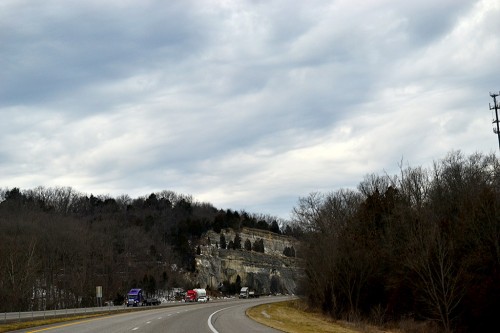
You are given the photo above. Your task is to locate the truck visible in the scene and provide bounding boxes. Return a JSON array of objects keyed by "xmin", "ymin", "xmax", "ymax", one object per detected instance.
[
  {"xmin": 126, "ymin": 288, "xmax": 145, "ymax": 307},
  {"xmin": 185, "ymin": 289, "xmax": 197, "ymax": 302},
  {"xmin": 194, "ymin": 288, "xmax": 208, "ymax": 302},
  {"xmin": 239, "ymin": 287, "xmax": 258, "ymax": 299},
  {"xmin": 239, "ymin": 287, "xmax": 249, "ymax": 298},
  {"xmin": 185, "ymin": 288, "xmax": 208, "ymax": 302}
]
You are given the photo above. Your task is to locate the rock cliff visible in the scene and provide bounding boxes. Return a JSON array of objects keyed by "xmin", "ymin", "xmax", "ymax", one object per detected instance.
[{"xmin": 192, "ymin": 227, "xmax": 302, "ymax": 295}]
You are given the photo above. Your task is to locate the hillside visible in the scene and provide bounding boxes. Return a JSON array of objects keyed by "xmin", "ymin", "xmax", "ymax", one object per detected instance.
[{"xmin": 0, "ymin": 187, "xmax": 302, "ymax": 312}]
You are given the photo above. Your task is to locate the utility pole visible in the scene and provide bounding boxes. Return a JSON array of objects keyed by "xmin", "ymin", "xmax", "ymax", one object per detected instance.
[{"xmin": 490, "ymin": 92, "xmax": 500, "ymax": 151}]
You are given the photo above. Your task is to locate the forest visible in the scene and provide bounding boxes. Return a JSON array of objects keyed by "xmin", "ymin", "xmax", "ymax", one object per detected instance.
[
  {"xmin": 293, "ymin": 151, "xmax": 500, "ymax": 332},
  {"xmin": 1, "ymin": 150, "xmax": 499, "ymax": 333},
  {"xmin": 0, "ymin": 186, "xmax": 288, "ymax": 313}
]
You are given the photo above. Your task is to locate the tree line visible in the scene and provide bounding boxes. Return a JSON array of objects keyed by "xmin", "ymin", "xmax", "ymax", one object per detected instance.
[
  {"xmin": 292, "ymin": 151, "xmax": 500, "ymax": 332},
  {"xmin": 0, "ymin": 188, "xmax": 289, "ymax": 312},
  {"xmin": 216, "ymin": 233, "xmax": 268, "ymax": 253}
]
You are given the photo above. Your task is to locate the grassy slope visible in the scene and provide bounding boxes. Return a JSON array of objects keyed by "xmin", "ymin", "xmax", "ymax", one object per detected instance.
[{"xmin": 247, "ymin": 300, "xmax": 394, "ymax": 333}]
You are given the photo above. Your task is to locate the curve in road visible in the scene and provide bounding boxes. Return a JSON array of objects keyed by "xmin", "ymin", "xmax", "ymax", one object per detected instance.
[{"xmin": 13, "ymin": 296, "xmax": 291, "ymax": 333}]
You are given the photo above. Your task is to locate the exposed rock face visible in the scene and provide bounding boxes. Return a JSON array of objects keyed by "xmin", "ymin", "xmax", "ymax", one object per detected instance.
[{"xmin": 193, "ymin": 228, "xmax": 302, "ymax": 295}]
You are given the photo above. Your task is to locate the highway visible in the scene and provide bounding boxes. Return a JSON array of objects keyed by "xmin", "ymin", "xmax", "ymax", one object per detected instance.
[{"xmin": 11, "ymin": 296, "xmax": 291, "ymax": 333}]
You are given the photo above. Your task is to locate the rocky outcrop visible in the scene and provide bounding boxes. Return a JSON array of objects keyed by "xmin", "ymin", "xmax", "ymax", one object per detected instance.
[{"xmin": 192, "ymin": 228, "xmax": 302, "ymax": 295}]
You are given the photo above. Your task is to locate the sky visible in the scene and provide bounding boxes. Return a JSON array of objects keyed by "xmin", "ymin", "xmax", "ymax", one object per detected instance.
[{"xmin": 1, "ymin": 0, "xmax": 499, "ymax": 219}]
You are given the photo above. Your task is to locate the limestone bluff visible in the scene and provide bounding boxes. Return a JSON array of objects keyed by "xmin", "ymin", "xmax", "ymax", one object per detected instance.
[{"xmin": 190, "ymin": 227, "xmax": 302, "ymax": 295}]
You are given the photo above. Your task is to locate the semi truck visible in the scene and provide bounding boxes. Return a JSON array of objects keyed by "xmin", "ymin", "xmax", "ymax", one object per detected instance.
[
  {"xmin": 185, "ymin": 288, "xmax": 208, "ymax": 302},
  {"xmin": 239, "ymin": 287, "xmax": 249, "ymax": 298},
  {"xmin": 127, "ymin": 288, "xmax": 145, "ymax": 307},
  {"xmin": 239, "ymin": 287, "xmax": 257, "ymax": 298},
  {"xmin": 195, "ymin": 288, "xmax": 208, "ymax": 302},
  {"xmin": 185, "ymin": 290, "xmax": 197, "ymax": 302}
]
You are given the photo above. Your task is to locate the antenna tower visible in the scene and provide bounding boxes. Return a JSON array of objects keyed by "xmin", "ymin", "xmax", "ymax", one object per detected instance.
[{"xmin": 490, "ymin": 92, "xmax": 500, "ymax": 151}]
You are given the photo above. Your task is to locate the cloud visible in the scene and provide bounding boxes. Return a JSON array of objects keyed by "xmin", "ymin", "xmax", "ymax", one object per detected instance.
[{"xmin": 1, "ymin": 0, "xmax": 499, "ymax": 218}]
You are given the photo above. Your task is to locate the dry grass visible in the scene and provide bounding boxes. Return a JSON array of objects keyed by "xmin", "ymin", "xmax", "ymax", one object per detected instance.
[
  {"xmin": 247, "ymin": 300, "xmax": 396, "ymax": 333},
  {"xmin": 0, "ymin": 313, "xmax": 110, "ymax": 332}
]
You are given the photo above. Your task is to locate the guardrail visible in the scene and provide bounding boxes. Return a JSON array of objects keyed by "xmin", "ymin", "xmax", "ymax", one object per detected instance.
[
  {"xmin": 2, "ymin": 304, "xmax": 132, "ymax": 324},
  {"xmin": 1, "ymin": 296, "xmax": 259, "ymax": 324}
]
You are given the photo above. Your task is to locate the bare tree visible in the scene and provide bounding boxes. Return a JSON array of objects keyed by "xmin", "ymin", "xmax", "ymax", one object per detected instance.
[
  {"xmin": 4, "ymin": 236, "xmax": 38, "ymax": 311},
  {"xmin": 403, "ymin": 211, "xmax": 465, "ymax": 332}
]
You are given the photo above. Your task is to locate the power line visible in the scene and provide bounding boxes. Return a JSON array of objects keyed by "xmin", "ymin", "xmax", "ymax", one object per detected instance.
[{"xmin": 489, "ymin": 92, "xmax": 500, "ymax": 151}]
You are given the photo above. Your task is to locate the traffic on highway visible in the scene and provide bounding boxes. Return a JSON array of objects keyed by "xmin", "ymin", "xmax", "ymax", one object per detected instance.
[{"xmin": 9, "ymin": 295, "xmax": 292, "ymax": 333}]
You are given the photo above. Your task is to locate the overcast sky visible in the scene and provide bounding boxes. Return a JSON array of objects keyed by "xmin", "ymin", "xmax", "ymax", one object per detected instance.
[{"xmin": 1, "ymin": 0, "xmax": 499, "ymax": 219}]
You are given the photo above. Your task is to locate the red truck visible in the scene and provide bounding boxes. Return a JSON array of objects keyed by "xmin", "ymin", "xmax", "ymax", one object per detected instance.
[
  {"xmin": 185, "ymin": 289, "xmax": 207, "ymax": 302},
  {"xmin": 185, "ymin": 290, "xmax": 197, "ymax": 302}
]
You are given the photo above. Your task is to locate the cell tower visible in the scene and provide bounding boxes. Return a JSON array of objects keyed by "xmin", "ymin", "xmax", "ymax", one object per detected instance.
[{"xmin": 490, "ymin": 92, "xmax": 500, "ymax": 151}]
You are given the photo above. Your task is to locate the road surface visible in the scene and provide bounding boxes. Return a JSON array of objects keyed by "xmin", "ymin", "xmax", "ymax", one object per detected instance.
[{"xmin": 12, "ymin": 296, "xmax": 291, "ymax": 333}]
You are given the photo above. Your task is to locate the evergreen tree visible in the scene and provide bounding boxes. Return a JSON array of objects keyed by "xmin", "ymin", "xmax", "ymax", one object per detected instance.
[
  {"xmin": 270, "ymin": 220, "xmax": 281, "ymax": 234},
  {"xmin": 236, "ymin": 275, "xmax": 242, "ymax": 292},
  {"xmin": 233, "ymin": 233, "xmax": 242, "ymax": 249},
  {"xmin": 244, "ymin": 238, "xmax": 252, "ymax": 251},
  {"xmin": 220, "ymin": 234, "xmax": 226, "ymax": 249},
  {"xmin": 253, "ymin": 238, "xmax": 265, "ymax": 253}
]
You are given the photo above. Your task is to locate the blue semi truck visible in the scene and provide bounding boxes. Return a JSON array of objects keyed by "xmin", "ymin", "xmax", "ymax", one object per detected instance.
[
  {"xmin": 127, "ymin": 288, "xmax": 144, "ymax": 307},
  {"xmin": 126, "ymin": 288, "xmax": 160, "ymax": 306}
]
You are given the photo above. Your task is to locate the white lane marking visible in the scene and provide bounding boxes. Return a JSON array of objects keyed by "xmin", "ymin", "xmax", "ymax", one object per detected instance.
[
  {"xmin": 146, "ymin": 321, "xmax": 151, "ymax": 324},
  {"xmin": 158, "ymin": 317, "xmax": 163, "ymax": 319},
  {"xmin": 132, "ymin": 328, "xmax": 139, "ymax": 331},
  {"xmin": 208, "ymin": 306, "xmax": 232, "ymax": 333}
]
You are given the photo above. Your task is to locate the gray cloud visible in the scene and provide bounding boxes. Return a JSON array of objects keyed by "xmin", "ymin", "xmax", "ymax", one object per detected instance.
[{"xmin": 1, "ymin": 0, "xmax": 499, "ymax": 218}]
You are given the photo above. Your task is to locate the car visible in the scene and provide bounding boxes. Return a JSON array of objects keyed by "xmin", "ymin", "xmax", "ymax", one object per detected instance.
[{"xmin": 197, "ymin": 296, "xmax": 207, "ymax": 303}]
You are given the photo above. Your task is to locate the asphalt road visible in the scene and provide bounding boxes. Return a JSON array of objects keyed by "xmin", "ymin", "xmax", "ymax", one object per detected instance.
[{"xmin": 12, "ymin": 296, "xmax": 291, "ymax": 333}]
